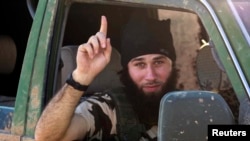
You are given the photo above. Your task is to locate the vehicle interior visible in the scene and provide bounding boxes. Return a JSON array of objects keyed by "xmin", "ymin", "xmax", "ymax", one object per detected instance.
[
  {"xmin": 0, "ymin": 0, "xmax": 241, "ymax": 138},
  {"xmin": 56, "ymin": 2, "xmax": 240, "ymax": 139},
  {"xmin": 58, "ymin": 1, "xmax": 240, "ymax": 118}
]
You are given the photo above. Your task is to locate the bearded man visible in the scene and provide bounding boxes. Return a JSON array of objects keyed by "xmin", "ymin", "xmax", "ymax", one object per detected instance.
[{"xmin": 35, "ymin": 15, "xmax": 177, "ymax": 141}]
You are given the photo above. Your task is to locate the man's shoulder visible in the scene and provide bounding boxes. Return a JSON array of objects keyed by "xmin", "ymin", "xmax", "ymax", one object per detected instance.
[
  {"xmin": 104, "ymin": 87, "xmax": 130, "ymax": 104},
  {"xmin": 79, "ymin": 87, "xmax": 127, "ymax": 107},
  {"xmin": 80, "ymin": 91, "xmax": 112, "ymax": 102},
  {"xmin": 82, "ymin": 87, "xmax": 126, "ymax": 98},
  {"xmin": 104, "ymin": 86, "xmax": 127, "ymax": 94}
]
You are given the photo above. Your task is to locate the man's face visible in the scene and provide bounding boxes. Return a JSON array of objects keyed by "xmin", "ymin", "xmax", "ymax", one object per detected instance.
[{"xmin": 128, "ymin": 54, "xmax": 172, "ymax": 97}]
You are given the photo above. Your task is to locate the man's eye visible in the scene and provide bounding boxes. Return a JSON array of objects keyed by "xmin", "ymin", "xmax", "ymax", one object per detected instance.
[
  {"xmin": 135, "ymin": 63, "xmax": 145, "ymax": 68},
  {"xmin": 155, "ymin": 61, "xmax": 163, "ymax": 65}
]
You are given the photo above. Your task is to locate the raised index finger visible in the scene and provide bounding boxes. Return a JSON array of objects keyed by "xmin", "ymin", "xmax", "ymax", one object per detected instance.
[{"xmin": 99, "ymin": 15, "xmax": 108, "ymax": 36}]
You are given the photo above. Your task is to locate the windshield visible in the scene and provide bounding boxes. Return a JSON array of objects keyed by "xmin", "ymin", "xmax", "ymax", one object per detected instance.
[{"xmin": 228, "ymin": 0, "xmax": 250, "ymax": 45}]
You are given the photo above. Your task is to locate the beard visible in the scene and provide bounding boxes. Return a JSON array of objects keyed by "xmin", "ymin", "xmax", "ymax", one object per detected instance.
[
  {"xmin": 126, "ymin": 80, "xmax": 168, "ymax": 127},
  {"xmin": 135, "ymin": 80, "xmax": 168, "ymax": 106},
  {"xmin": 119, "ymin": 68, "xmax": 177, "ymax": 128}
]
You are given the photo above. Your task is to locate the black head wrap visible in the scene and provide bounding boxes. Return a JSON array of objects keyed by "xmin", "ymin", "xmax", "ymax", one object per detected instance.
[{"xmin": 120, "ymin": 17, "xmax": 176, "ymax": 68}]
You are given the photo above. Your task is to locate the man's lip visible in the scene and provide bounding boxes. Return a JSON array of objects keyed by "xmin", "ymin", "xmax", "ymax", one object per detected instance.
[
  {"xmin": 144, "ymin": 83, "xmax": 161, "ymax": 87},
  {"xmin": 143, "ymin": 84, "xmax": 161, "ymax": 89},
  {"xmin": 144, "ymin": 85, "xmax": 158, "ymax": 88}
]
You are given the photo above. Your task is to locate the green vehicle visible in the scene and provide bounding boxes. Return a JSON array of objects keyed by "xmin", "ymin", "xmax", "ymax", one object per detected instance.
[{"xmin": 0, "ymin": 0, "xmax": 249, "ymax": 140}]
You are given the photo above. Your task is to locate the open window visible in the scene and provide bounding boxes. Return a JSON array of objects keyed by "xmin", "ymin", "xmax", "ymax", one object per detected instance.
[{"xmin": 50, "ymin": 1, "xmax": 241, "ymax": 123}]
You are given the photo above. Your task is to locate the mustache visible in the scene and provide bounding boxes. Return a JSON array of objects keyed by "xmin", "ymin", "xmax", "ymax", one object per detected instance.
[{"xmin": 142, "ymin": 81, "xmax": 163, "ymax": 86}]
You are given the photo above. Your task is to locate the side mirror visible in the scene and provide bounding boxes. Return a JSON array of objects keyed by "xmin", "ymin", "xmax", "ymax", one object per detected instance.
[{"xmin": 158, "ymin": 90, "xmax": 235, "ymax": 141}]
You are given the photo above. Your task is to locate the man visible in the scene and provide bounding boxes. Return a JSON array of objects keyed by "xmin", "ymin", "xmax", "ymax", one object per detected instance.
[{"xmin": 35, "ymin": 15, "xmax": 177, "ymax": 141}]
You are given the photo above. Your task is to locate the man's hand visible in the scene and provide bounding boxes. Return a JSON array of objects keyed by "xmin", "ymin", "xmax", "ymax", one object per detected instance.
[{"xmin": 73, "ymin": 16, "xmax": 112, "ymax": 85}]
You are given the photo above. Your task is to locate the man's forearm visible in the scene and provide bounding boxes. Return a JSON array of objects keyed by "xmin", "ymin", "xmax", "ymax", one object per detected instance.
[{"xmin": 35, "ymin": 84, "xmax": 84, "ymax": 141}]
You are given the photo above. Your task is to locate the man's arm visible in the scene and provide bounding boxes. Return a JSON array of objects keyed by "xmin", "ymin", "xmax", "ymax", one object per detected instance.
[
  {"xmin": 35, "ymin": 15, "xmax": 112, "ymax": 141},
  {"xmin": 35, "ymin": 84, "xmax": 87, "ymax": 141}
]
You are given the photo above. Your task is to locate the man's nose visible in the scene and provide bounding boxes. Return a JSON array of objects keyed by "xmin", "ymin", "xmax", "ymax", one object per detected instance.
[{"xmin": 145, "ymin": 66, "xmax": 157, "ymax": 80}]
